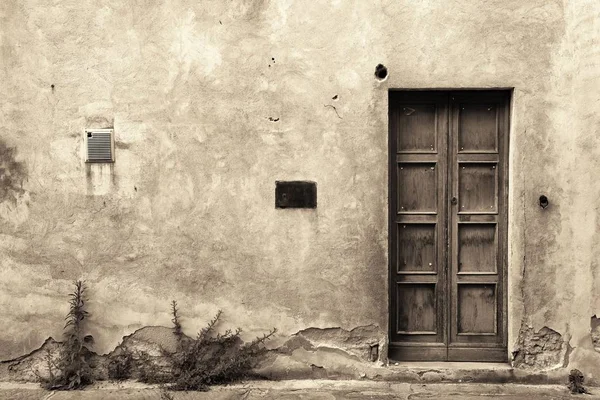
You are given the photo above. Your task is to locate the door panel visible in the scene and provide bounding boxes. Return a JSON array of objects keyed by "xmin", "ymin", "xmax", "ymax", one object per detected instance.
[
  {"xmin": 396, "ymin": 283, "xmax": 437, "ymax": 333},
  {"xmin": 389, "ymin": 91, "xmax": 448, "ymax": 360},
  {"xmin": 397, "ymin": 163, "xmax": 438, "ymax": 213},
  {"xmin": 397, "ymin": 104, "xmax": 438, "ymax": 153},
  {"xmin": 458, "ymin": 223, "xmax": 497, "ymax": 273},
  {"xmin": 458, "ymin": 163, "xmax": 498, "ymax": 213},
  {"xmin": 397, "ymin": 223, "xmax": 437, "ymax": 273},
  {"xmin": 458, "ymin": 104, "xmax": 499, "ymax": 153},
  {"xmin": 389, "ymin": 90, "xmax": 509, "ymax": 362},
  {"xmin": 449, "ymin": 91, "xmax": 508, "ymax": 359},
  {"xmin": 457, "ymin": 284, "xmax": 497, "ymax": 334}
]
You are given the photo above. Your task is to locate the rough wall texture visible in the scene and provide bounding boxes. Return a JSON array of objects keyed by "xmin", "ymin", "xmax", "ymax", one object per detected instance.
[{"xmin": 1, "ymin": 0, "xmax": 600, "ymax": 379}]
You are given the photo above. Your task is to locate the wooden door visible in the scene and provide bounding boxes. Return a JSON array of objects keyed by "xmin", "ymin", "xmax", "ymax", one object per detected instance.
[{"xmin": 389, "ymin": 90, "xmax": 509, "ymax": 362}]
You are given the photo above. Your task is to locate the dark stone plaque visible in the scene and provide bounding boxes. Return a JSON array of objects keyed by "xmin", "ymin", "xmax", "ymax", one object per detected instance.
[{"xmin": 275, "ymin": 181, "xmax": 317, "ymax": 209}]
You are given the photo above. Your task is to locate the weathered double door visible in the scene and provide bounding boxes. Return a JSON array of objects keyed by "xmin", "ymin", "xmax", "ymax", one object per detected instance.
[{"xmin": 389, "ymin": 91, "xmax": 509, "ymax": 362}]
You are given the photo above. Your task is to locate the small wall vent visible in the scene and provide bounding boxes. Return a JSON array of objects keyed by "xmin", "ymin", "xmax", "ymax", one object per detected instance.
[{"xmin": 85, "ymin": 129, "xmax": 114, "ymax": 163}]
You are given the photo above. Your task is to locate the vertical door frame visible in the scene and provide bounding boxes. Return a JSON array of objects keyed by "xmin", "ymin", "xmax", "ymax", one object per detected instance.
[{"xmin": 388, "ymin": 89, "xmax": 511, "ymax": 362}]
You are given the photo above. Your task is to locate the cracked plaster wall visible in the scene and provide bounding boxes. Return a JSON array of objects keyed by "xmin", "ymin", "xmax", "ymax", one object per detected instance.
[{"xmin": 1, "ymin": 0, "xmax": 600, "ymax": 378}]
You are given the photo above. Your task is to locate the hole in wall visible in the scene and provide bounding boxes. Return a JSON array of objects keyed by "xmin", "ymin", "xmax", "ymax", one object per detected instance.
[
  {"xmin": 374, "ymin": 64, "xmax": 388, "ymax": 80},
  {"xmin": 369, "ymin": 343, "xmax": 379, "ymax": 362}
]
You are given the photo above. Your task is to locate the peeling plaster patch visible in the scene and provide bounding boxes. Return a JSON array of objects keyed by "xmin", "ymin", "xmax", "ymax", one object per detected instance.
[
  {"xmin": 1, "ymin": 326, "xmax": 181, "ymax": 383},
  {"xmin": 114, "ymin": 326, "xmax": 179, "ymax": 355},
  {"xmin": 513, "ymin": 326, "xmax": 567, "ymax": 370},
  {"xmin": 275, "ymin": 335, "xmax": 315, "ymax": 355},
  {"xmin": 1, "ymin": 338, "xmax": 58, "ymax": 382},
  {"xmin": 291, "ymin": 325, "xmax": 382, "ymax": 362},
  {"xmin": 253, "ymin": 325, "xmax": 385, "ymax": 381},
  {"xmin": 103, "ymin": 326, "xmax": 179, "ymax": 380},
  {"xmin": 309, "ymin": 363, "xmax": 328, "ymax": 379}
]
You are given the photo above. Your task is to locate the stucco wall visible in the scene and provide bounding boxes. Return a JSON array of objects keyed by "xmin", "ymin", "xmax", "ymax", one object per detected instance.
[{"xmin": 1, "ymin": 0, "xmax": 599, "ymax": 378}]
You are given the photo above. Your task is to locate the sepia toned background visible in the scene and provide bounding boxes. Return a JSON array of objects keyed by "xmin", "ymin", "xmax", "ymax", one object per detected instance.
[{"xmin": 1, "ymin": 0, "xmax": 599, "ymax": 380}]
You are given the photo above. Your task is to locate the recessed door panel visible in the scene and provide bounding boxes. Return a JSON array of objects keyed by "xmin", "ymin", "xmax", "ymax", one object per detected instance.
[
  {"xmin": 458, "ymin": 104, "xmax": 498, "ymax": 152},
  {"xmin": 457, "ymin": 284, "xmax": 496, "ymax": 334},
  {"xmin": 458, "ymin": 223, "xmax": 497, "ymax": 273},
  {"xmin": 396, "ymin": 283, "xmax": 437, "ymax": 333},
  {"xmin": 397, "ymin": 223, "xmax": 436, "ymax": 273},
  {"xmin": 396, "ymin": 104, "xmax": 437, "ymax": 152},
  {"xmin": 458, "ymin": 163, "xmax": 497, "ymax": 213},
  {"xmin": 397, "ymin": 163, "xmax": 437, "ymax": 213}
]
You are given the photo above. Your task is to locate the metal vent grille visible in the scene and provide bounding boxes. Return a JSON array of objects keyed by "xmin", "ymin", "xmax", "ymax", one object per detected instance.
[{"xmin": 86, "ymin": 129, "xmax": 113, "ymax": 162}]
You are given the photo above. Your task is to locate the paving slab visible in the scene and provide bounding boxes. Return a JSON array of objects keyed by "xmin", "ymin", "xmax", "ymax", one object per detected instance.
[{"xmin": 0, "ymin": 380, "xmax": 597, "ymax": 400}]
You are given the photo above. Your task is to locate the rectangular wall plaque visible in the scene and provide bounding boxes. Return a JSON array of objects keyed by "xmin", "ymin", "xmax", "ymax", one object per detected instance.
[{"xmin": 275, "ymin": 181, "xmax": 317, "ymax": 209}]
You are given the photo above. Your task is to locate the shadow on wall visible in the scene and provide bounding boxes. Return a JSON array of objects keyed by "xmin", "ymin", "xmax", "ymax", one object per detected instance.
[{"xmin": 0, "ymin": 139, "xmax": 27, "ymax": 204}]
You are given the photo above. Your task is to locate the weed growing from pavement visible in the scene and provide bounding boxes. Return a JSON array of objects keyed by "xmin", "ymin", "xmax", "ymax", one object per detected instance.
[
  {"xmin": 568, "ymin": 369, "xmax": 588, "ymax": 394},
  {"xmin": 107, "ymin": 347, "xmax": 135, "ymax": 381},
  {"xmin": 39, "ymin": 281, "xmax": 94, "ymax": 390},
  {"xmin": 36, "ymin": 284, "xmax": 276, "ymax": 391},
  {"xmin": 160, "ymin": 300, "xmax": 276, "ymax": 391}
]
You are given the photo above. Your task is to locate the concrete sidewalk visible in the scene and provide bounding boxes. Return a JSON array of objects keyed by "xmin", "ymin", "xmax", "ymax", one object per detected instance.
[{"xmin": 0, "ymin": 380, "xmax": 597, "ymax": 400}]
